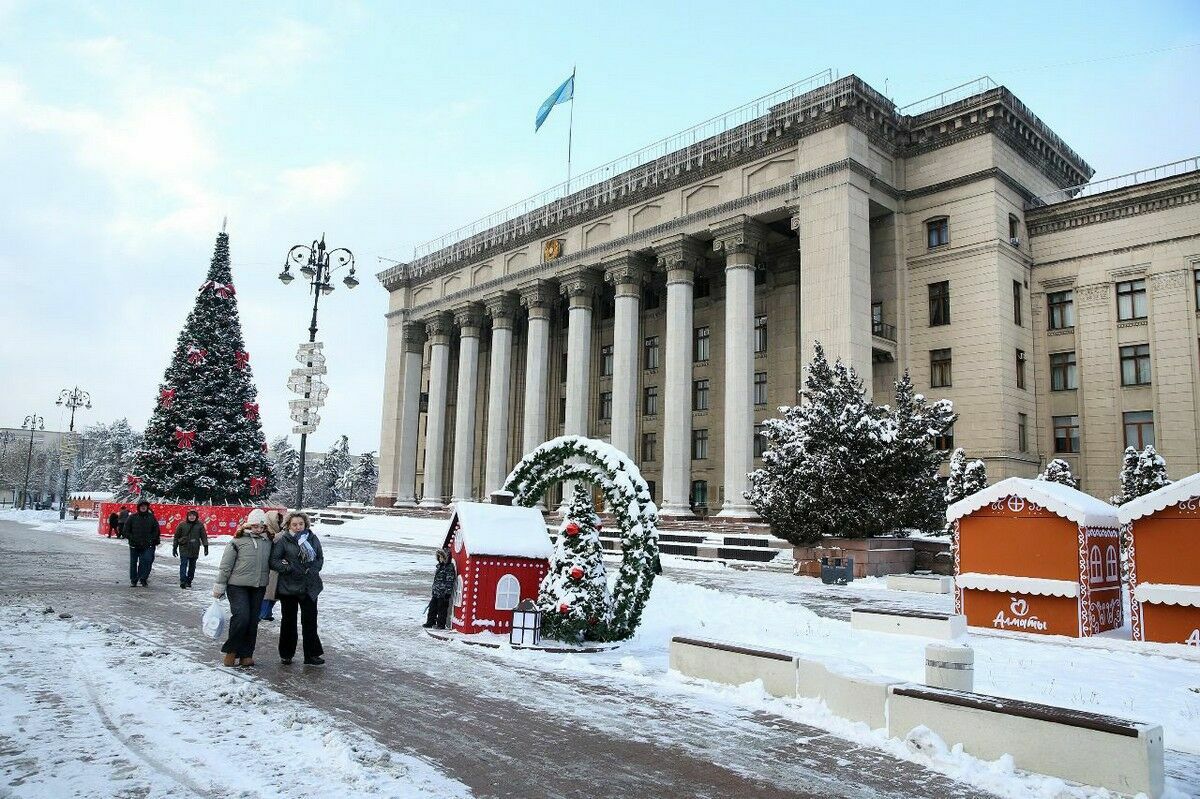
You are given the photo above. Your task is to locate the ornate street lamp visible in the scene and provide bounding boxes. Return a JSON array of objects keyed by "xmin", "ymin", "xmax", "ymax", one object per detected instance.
[
  {"xmin": 279, "ymin": 235, "xmax": 357, "ymax": 508},
  {"xmin": 19, "ymin": 414, "xmax": 44, "ymax": 510},
  {"xmin": 55, "ymin": 387, "xmax": 91, "ymax": 519}
]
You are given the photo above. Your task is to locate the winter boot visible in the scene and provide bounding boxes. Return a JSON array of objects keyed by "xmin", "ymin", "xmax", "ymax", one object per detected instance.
[
  {"xmin": 222, "ymin": 652, "xmax": 237, "ymax": 667},
  {"xmin": 238, "ymin": 657, "xmax": 255, "ymax": 668}
]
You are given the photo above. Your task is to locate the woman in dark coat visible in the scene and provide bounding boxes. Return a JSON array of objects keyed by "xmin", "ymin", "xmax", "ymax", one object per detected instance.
[
  {"xmin": 270, "ymin": 512, "xmax": 325, "ymax": 666},
  {"xmin": 424, "ymin": 548, "xmax": 455, "ymax": 629},
  {"xmin": 172, "ymin": 509, "xmax": 208, "ymax": 589}
]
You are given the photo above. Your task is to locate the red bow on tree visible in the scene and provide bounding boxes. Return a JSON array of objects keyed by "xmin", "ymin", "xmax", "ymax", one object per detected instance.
[
  {"xmin": 198, "ymin": 280, "xmax": 236, "ymax": 299},
  {"xmin": 186, "ymin": 346, "xmax": 208, "ymax": 364},
  {"xmin": 243, "ymin": 402, "xmax": 260, "ymax": 421},
  {"xmin": 125, "ymin": 474, "xmax": 142, "ymax": 494},
  {"xmin": 174, "ymin": 428, "xmax": 197, "ymax": 449},
  {"xmin": 159, "ymin": 388, "xmax": 176, "ymax": 408},
  {"xmin": 235, "ymin": 351, "xmax": 250, "ymax": 370},
  {"xmin": 249, "ymin": 476, "xmax": 267, "ymax": 496}
]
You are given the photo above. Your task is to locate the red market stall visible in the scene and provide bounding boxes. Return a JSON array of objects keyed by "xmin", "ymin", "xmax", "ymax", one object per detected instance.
[
  {"xmin": 97, "ymin": 502, "xmax": 284, "ymax": 538},
  {"xmin": 947, "ymin": 478, "xmax": 1122, "ymax": 638},
  {"xmin": 1118, "ymin": 474, "xmax": 1200, "ymax": 646}
]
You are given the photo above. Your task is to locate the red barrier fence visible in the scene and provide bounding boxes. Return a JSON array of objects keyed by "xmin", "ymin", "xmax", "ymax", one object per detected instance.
[{"xmin": 97, "ymin": 502, "xmax": 285, "ymax": 538}]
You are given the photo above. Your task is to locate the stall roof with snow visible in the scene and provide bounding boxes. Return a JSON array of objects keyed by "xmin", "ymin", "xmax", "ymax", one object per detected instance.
[
  {"xmin": 1117, "ymin": 472, "xmax": 1200, "ymax": 525},
  {"xmin": 443, "ymin": 502, "xmax": 553, "ymax": 559},
  {"xmin": 947, "ymin": 477, "xmax": 1119, "ymax": 529}
]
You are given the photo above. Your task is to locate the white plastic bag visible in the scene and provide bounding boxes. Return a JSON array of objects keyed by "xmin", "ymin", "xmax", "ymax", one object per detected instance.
[{"xmin": 202, "ymin": 599, "xmax": 229, "ymax": 640}]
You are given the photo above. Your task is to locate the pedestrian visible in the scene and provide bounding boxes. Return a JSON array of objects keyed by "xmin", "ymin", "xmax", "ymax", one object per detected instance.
[
  {"xmin": 106, "ymin": 510, "xmax": 119, "ymax": 538},
  {"xmin": 212, "ymin": 508, "xmax": 272, "ymax": 667},
  {"xmin": 270, "ymin": 511, "xmax": 325, "ymax": 666},
  {"xmin": 117, "ymin": 506, "xmax": 130, "ymax": 539},
  {"xmin": 259, "ymin": 510, "xmax": 284, "ymax": 621},
  {"xmin": 124, "ymin": 500, "xmax": 161, "ymax": 587},
  {"xmin": 172, "ymin": 509, "xmax": 209, "ymax": 589},
  {"xmin": 423, "ymin": 548, "xmax": 455, "ymax": 629}
]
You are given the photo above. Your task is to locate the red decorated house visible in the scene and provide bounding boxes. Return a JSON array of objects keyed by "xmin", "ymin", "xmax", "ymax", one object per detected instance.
[
  {"xmin": 443, "ymin": 501, "xmax": 551, "ymax": 635},
  {"xmin": 97, "ymin": 502, "xmax": 284, "ymax": 538}
]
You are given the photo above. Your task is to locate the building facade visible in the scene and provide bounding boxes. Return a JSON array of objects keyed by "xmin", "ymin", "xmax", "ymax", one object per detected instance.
[{"xmin": 373, "ymin": 74, "xmax": 1200, "ymax": 513}]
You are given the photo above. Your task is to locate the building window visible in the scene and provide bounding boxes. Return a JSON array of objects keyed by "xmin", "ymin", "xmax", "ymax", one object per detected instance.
[
  {"xmin": 643, "ymin": 386, "xmax": 659, "ymax": 416},
  {"xmin": 754, "ymin": 424, "xmax": 767, "ymax": 458},
  {"xmin": 694, "ymin": 326, "xmax": 710, "ymax": 362},
  {"xmin": 643, "ymin": 336, "xmax": 660, "ymax": 369},
  {"xmin": 641, "ymin": 432, "xmax": 656, "ymax": 462},
  {"xmin": 1013, "ymin": 280, "xmax": 1023, "ymax": 326},
  {"xmin": 1195, "ymin": 268, "xmax": 1200, "ymax": 309},
  {"xmin": 598, "ymin": 391, "xmax": 612, "ymax": 421},
  {"xmin": 929, "ymin": 281, "xmax": 950, "ymax": 326},
  {"xmin": 1053, "ymin": 415, "xmax": 1080, "ymax": 453},
  {"xmin": 1123, "ymin": 411, "xmax": 1155, "ymax": 449},
  {"xmin": 1016, "ymin": 349, "xmax": 1026, "ymax": 389},
  {"xmin": 1106, "ymin": 545, "xmax": 1119, "ymax": 582},
  {"xmin": 691, "ymin": 429, "xmax": 709, "ymax": 460},
  {"xmin": 694, "ymin": 275, "xmax": 711, "ymax": 299},
  {"xmin": 644, "ymin": 288, "xmax": 661, "ymax": 311},
  {"xmin": 1050, "ymin": 351, "xmax": 1077, "ymax": 391},
  {"xmin": 934, "ymin": 424, "xmax": 954, "ymax": 451},
  {"xmin": 494, "ymin": 574, "xmax": 520, "ymax": 610},
  {"xmin": 926, "ymin": 217, "xmax": 949, "ymax": 248},
  {"xmin": 1120, "ymin": 344, "xmax": 1151, "ymax": 386},
  {"xmin": 1008, "ymin": 214, "xmax": 1020, "ymax": 243},
  {"xmin": 1116, "ymin": 279, "xmax": 1148, "ymax": 321},
  {"xmin": 754, "ymin": 315, "xmax": 767, "ymax": 353},
  {"xmin": 600, "ymin": 344, "xmax": 613, "ymax": 377},
  {"xmin": 930, "ymin": 348, "xmax": 952, "ymax": 388},
  {"xmin": 1047, "ymin": 290, "xmax": 1075, "ymax": 330},
  {"xmin": 1018, "ymin": 413, "xmax": 1028, "ymax": 453},
  {"xmin": 753, "ymin": 372, "xmax": 768, "ymax": 406},
  {"xmin": 693, "ymin": 379, "xmax": 710, "ymax": 411},
  {"xmin": 872, "ymin": 301, "xmax": 883, "ymax": 331},
  {"xmin": 690, "ymin": 480, "xmax": 708, "ymax": 510}
]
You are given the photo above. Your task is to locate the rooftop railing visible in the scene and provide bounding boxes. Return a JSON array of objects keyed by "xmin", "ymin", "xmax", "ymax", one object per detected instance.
[
  {"xmin": 1027, "ymin": 156, "xmax": 1200, "ymax": 208},
  {"xmin": 898, "ymin": 76, "xmax": 999, "ymax": 117}
]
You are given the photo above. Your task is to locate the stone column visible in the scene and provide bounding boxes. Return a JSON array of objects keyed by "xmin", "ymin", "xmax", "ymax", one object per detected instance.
[
  {"xmin": 603, "ymin": 252, "xmax": 648, "ymax": 459},
  {"xmin": 420, "ymin": 313, "xmax": 452, "ymax": 507},
  {"xmin": 394, "ymin": 323, "xmax": 426, "ymax": 506},
  {"xmin": 519, "ymin": 281, "xmax": 555, "ymax": 456},
  {"xmin": 375, "ymin": 314, "xmax": 406, "ymax": 505},
  {"xmin": 712, "ymin": 216, "xmax": 766, "ymax": 517},
  {"xmin": 654, "ymin": 235, "xmax": 706, "ymax": 516},
  {"xmin": 561, "ymin": 267, "xmax": 600, "ymax": 437},
  {"xmin": 483, "ymin": 293, "xmax": 518, "ymax": 495},
  {"xmin": 451, "ymin": 304, "xmax": 483, "ymax": 503}
]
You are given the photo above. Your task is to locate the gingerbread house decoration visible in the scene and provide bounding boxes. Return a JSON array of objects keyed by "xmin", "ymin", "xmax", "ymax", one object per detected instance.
[
  {"xmin": 1118, "ymin": 473, "xmax": 1200, "ymax": 646},
  {"xmin": 443, "ymin": 501, "xmax": 552, "ymax": 636},
  {"xmin": 948, "ymin": 478, "xmax": 1122, "ymax": 638}
]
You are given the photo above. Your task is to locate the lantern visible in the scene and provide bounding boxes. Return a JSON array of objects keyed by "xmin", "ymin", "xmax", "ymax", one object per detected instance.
[{"xmin": 510, "ymin": 598, "xmax": 541, "ymax": 647}]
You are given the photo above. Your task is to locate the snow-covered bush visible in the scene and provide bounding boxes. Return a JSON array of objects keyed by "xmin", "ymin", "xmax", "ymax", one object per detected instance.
[
  {"xmin": 1112, "ymin": 446, "xmax": 1170, "ymax": 505},
  {"xmin": 944, "ymin": 448, "xmax": 988, "ymax": 505},
  {"xmin": 1037, "ymin": 458, "xmax": 1077, "ymax": 489}
]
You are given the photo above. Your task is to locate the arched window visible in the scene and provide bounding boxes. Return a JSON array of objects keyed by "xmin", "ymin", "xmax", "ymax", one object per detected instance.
[
  {"xmin": 1106, "ymin": 545, "xmax": 1119, "ymax": 582},
  {"xmin": 494, "ymin": 574, "xmax": 520, "ymax": 610},
  {"xmin": 453, "ymin": 576, "xmax": 463, "ymax": 608},
  {"xmin": 1089, "ymin": 546, "xmax": 1103, "ymax": 582}
]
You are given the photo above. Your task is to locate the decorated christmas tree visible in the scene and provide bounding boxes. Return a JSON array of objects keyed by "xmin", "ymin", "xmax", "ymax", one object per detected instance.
[
  {"xmin": 131, "ymin": 231, "xmax": 274, "ymax": 503},
  {"xmin": 538, "ymin": 484, "xmax": 611, "ymax": 642}
]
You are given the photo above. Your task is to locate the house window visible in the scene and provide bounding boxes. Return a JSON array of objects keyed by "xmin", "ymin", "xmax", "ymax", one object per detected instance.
[
  {"xmin": 1013, "ymin": 280, "xmax": 1023, "ymax": 326},
  {"xmin": 1116, "ymin": 279, "xmax": 1147, "ymax": 321},
  {"xmin": 1123, "ymin": 411, "xmax": 1155, "ymax": 449},
  {"xmin": 690, "ymin": 480, "xmax": 708, "ymax": 509},
  {"xmin": 753, "ymin": 372, "xmax": 768, "ymax": 406},
  {"xmin": 692, "ymin": 429, "xmax": 709, "ymax": 460},
  {"xmin": 754, "ymin": 315, "xmax": 767, "ymax": 353},
  {"xmin": 1018, "ymin": 413, "xmax": 1028, "ymax": 453},
  {"xmin": 930, "ymin": 348, "xmax": 952, "ymax": 388},
  {"xmin": 1089, "ymin": 546, "xmax": 1103, "ymax": 583},
  {"xmin": 453, "ymin": 576, "xmax": 463, "ymax": 608},
  {"xmin": 1008, "ymin": 214, "xmax": 1020, "ymax": 243},
  {"xmin": 1050, "ymin": 352, "xmax": 1077, "ymax": 391},
  {"xmin": 644, "ymin": 288, "xmax": 661, "ymax": 311},
  {"xmin": 643, "ymin": 386, "xmax": 658, "ymax": 416},
  {"xmin": 1106, "ymin": 545, "xmax": 1119, "ymax": 582},
  {"xmin": 494, "ymin": 574, "xmax": 520, "ymax": 610},
  {"xmin": 598, "ymin": 391, "xmax": 612, "ymax": 421},
  {"xmin": 1016, "ymin": 349, "xmax": 1026, "ymax": 389},
  {"xmin": 694, "ymin": 326, "xmax": 710, "ymax": 362},
  {"xmin": 1120, "ymin": 344, "xmax": 1151, "ymax": 386},
  {"xmin": 694, "ymin": 275, "xmax": 711, "ymax": 299},
  {"xmin": 1053, "ymin": 415, "xmax": 1080, "ymax": 453},
  {"xmin": 600, "ymin": 345, "xmax": 614, "ymax": 377},
  {"xmin": 926, "ymin": 217, "xmax": 949, "ymax": 248},
  {"xmin": 754, "ymin": 424, "xmax": 767, "ymax": 458},
  {"xmin": 643, "ymin": 336, "xmax": 660, "ymax": 369},
  {"xmin": 693, "ymin": 379, "xmax": 710, "ymax": 411},
  {"xmin": 641, "ymin": 432, "xmax": 656, "ymax": 462},
  {"xmin": 928, "ymin": 281, "xmax": 950, "ymax": 326},
  {"xmin": 1046, "ymin": 290, "xmax": 1074, "ymax": 330},
  {"xmin": 934, "ymin": 424, "xmax": 954, "ymax": 451}
]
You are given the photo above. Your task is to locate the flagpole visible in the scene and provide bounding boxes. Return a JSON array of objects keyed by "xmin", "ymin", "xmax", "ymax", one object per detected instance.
[{"xmin": 566, "ymin": 66, "xmax": 576, "ymax": 190}]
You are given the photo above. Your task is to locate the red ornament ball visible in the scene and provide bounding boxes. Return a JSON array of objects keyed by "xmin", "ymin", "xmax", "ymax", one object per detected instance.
[
  {"xmin": 569, "ymin": 566, "xmax": 584, "ymax": 581},
  {"xmin": 558, "ymin": 602, "xmax": 570, "ymax": 615},
  {"xmin": 564, "ymin": 522, "xmax": 580, "ymax": 537}
]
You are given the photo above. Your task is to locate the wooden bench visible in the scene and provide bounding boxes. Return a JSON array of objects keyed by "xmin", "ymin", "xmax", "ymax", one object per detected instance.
[{"xmin": 850, "ymin": 607, "xmax": 966, "ymax": 639}]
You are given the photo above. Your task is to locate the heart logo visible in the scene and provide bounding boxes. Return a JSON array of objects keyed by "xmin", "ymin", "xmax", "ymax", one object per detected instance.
[{"xmin": 1010, "ymin": 597, "xmax": 1028, "ymax": 617}]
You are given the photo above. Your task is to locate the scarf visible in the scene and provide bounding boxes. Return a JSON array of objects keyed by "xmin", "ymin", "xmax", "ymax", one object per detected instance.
[{"xmin": 296, "ymin": 531, "xmax": 316, "ymax": 562}]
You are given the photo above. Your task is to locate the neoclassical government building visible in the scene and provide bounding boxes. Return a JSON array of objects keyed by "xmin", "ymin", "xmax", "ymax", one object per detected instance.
[{"xmin": 373, "ymin": 73, "xmax": 1200, "ymax": 514}]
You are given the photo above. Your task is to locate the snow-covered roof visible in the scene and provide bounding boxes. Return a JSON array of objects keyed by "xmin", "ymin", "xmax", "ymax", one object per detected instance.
[
  {"xmin": 946, "ymin": 477, "xmax": 1119, "ymax": 528},
  {"xmin": 1117, "ymin": 472, "xmax": 1200, "ymax": 524},
  {"xmin": 70, "ymin": 491, "xmax": 115, "ymax": 500},
  {"xmin": 956, "ymin": 572, "xmax": 1079, "ymax": 597},
  {"xmin": 1133, "ymin": 583, "xmax": 1200, "ymax": 607},
  {"xmin": 446, "ymin": 502, "xmax": 552, "ymax": 560}
]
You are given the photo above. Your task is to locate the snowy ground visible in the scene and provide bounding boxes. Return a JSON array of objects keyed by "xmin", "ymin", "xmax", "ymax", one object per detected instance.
[{"xmin": 2, "ymin": 508, "xmax": 1198, "ymax": 798}]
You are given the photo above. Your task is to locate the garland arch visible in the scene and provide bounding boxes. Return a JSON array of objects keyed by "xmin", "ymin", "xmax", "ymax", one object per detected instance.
[{"xmin": 502, "ymin": 435, "xmax": 660, "ymax": 641}]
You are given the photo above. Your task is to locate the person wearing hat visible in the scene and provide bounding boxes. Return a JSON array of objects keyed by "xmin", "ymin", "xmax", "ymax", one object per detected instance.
[
  {"xmin": 212, "ymin": 508, "xmax": 272, "ymax": 667},
  {"xmin": 172, "ymin": 509, "xmax": 209, "ymax": 589},
  {"xmin": 124, "ymin": 500, "xmax": 161, "ymax": 588}
]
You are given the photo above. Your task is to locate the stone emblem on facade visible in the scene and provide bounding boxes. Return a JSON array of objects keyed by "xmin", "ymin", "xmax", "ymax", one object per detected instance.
[{"xmin": 543, "ymin": 238, "xmax": 564, "ymax": 263}]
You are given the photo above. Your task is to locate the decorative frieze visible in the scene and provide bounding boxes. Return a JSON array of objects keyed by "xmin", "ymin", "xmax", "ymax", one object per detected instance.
[
  {"xmin": 1075, "ymin": 283, "xmax": 1112, "ymax": 308},
  {"xmin": 1150, "ymin": 270, "xmax": 1189, "ymax": 293}
]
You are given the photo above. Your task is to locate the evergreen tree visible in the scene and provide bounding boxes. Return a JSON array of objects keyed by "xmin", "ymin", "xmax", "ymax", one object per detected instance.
[
  {"xmin": 337, "ymin": 450, "xmax": 379, "ymax": 504},
  {"xmin": 538, "ymin": 484, "xmax": 611, "ymax": 642},
  {"xmin": 76, "ymin": 419, "xmax": 142, "ymax": 492},
  {"xmin": 963, "ymin": 459, "xmax": 988, "ymax": 496},
  {"xmin": 1112, "ymin": 446, "xmax": 1170, "ymax": 504},
  {"xmin": 309, "ymin": 435, "xmax": 351, "ymax": 507},
  {"xmin": 269, "ymin": 436, "xmax": 300, "ymax": 507},
  {"xmin": 132, "ymin": 232, "xmax": 273, "ymax": 502},
  {"xmin": 944, "ymin": 448, "xmax": 988, "ymax": 505},
  {"xmin": 884, "ymin": 372, "xmax": 957, "ymax": 534},
  {"xmin": 1037, "ymin": 458, "xmax": 1078, "ymax": 488}
]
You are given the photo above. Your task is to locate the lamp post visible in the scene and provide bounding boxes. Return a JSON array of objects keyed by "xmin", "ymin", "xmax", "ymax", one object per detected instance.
[
  {"xmin": 56, "ymin": 387, "xmax": 92, "ymax": 519},
  {"xmin": 279, "ymin": 235, "xmax": 357, "ymax": 508},
  {"xmin": 20, "ymin": 414, "xmax": 44, "ymax": 510}
]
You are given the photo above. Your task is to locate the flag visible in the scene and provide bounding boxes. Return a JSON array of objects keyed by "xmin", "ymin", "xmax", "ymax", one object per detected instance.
[{"xmin": 535, "ymin": 72, "xmax": 575, "ymax": 132}]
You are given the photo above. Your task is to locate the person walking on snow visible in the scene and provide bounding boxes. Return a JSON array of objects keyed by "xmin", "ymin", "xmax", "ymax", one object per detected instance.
[
  {"xmin": 259, "ymin": 510, "xmax": 284, "ymax": 621},
  {"xmin": 212, "ymin": 509, "xmax": 272, "ymax": 667},
  {"xmin": 124, "ymin": 500, "xmax": 161, "ymax": 587},
  {"xmin": 117, "ymin": 506, "xmax": 130, "ymax": 539},
  {"xmin": 423, "ymin": 548, "xmax": 455, "ymax": 629},
  {"xmin": 106, "ymin": 510, "xmax": 119, "ymax": 538},
  {"xmin": 271, "ymin": 512, "xmax": 325, "ymax": 666},
  {"xmin": 172, "ymin": 509, "xmax": 208, "ymax": 589}
]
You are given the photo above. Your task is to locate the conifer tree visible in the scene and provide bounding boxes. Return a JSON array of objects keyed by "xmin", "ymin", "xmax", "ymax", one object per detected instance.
[
  {"xmin": 538, "ymin": 484, "xmax": 611, "ymax": 642},
  {"xmin": 1037, "ymin": 458, "xmax": 1078, "ymax": 488},
  {"xmin": 945, "ymin": 448, "xmax": 988, "ymax": 505},
  {"xmin": 309, "ymin": 435, "xmax": 351, "ymax": 507},
  {"xmin": 885, "ymin": 372, "xmax": 957, "ymax": 534},
  {"xmin": 132, "ymin": 232, "xmax": 273, "ymax": 502},
  {"xmin": 337, "ymin": 450, "xmax": 379, "ymax": 504},
  {"xmin": 962, "ymin": 459, "xmax": 988, "ymax": 496},
  {"xmin": 77, "ymin": 419, "xmax": 142, "ymax": 492},
  {"xmin": 1113, "ymin": 446, "xmax": 1170, "ymax": 504},
  {"xmin": 270, "ymin": 437, "xmax": 300, "ymax": 507}
]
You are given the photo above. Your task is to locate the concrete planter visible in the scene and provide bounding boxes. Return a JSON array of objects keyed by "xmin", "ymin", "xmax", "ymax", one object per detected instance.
[{"xmin": 792, "ymin": 537, "xmax": 918, "ymax": 577}]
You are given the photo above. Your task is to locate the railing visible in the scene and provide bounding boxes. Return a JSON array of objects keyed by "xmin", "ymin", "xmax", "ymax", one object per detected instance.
[
  {"xmin": 872, "ymin": 320, "xmax": 897, "ymax": 342},
  {"xmin": 1027, "ymin": 156, "xmax": 1200, "ymax": 208},
  {"xmin": 898, "ymin": 76, "xmax": 998, "ymax": 117}
]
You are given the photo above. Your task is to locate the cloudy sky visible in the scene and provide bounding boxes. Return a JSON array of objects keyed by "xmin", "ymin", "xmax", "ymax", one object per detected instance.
[{"xmin": 1, "ymin": 1, "xmax": 1197, "ymax": 454}]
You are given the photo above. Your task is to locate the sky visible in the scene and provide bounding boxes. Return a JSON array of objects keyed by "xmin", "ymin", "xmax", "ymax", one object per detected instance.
[{"xmin": 0, "ymin": 0, "xmax": 1197, "ymax": 454}]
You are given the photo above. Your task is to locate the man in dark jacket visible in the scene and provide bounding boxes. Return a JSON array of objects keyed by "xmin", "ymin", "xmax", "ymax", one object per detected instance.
[
  {"xmin": 107, "ymin": 511, "xmax": 120, "ymax": 537},
  {"xmin": 125, "ymin": 500, "xmax": 161, "ymax": 587},
  {"xmin": 424, "ymin": 548, "xmax": 456, "ymax": 629},
  {"xmin": 116, "ymin": 506, "xmax": 130, "ymax": 539},
  {"xmin": 172, "ymin": 509, "xmax": 208, "ymax": 589}
]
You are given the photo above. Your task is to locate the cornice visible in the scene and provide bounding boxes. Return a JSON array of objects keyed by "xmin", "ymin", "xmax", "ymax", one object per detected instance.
[{"xmin": 1026, "ymin": 178, "xmax": 1200, "ymax": 237}]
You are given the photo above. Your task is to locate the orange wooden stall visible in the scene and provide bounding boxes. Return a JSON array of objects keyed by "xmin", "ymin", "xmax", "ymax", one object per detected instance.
[
  {"xmin": 1118, "ymin": 474, "xmax": 1200, "ymax": 646},
  {"xmin": 947, "ymin": 478, "xmax": 1122, "ymax": 638}
]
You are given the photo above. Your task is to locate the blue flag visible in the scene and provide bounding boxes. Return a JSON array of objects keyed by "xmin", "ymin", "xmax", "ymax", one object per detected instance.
[{"xmin": 535, "ymin": 72, "xmax": 574, "ymax": 132}]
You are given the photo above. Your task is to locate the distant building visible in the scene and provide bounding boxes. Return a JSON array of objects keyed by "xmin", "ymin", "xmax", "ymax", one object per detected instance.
[{"xmin": 0, "ymin": 426, "xmax": 71, "ymax": 506}]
